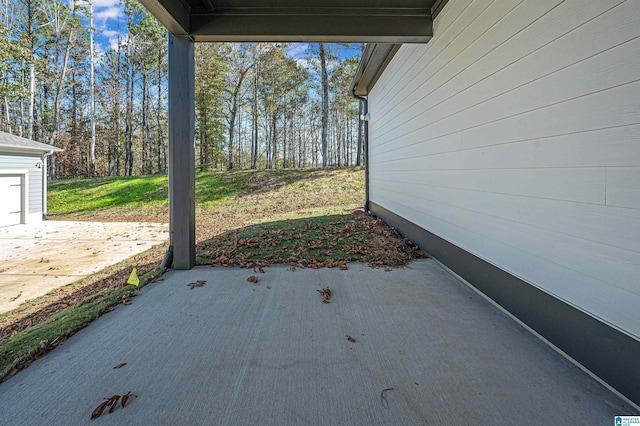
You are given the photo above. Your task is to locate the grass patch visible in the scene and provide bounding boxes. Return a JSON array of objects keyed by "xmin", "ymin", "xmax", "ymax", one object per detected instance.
[
  {"xmin": 48, "ymin": 175, "xmax": 169, "ymax": 215},
  {"xmin": 197, "ymin": 210, "xmax": 425, "ymax": 270},
  {"xmin": 197, "ymin": 214, "xmax": 369, "ymax": 267}
]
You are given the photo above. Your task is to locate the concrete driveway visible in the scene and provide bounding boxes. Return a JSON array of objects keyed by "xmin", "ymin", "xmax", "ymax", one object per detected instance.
[
  {"xmin": 0, "ymin": 260, "xmax": 635, "ymax": 424},
  {"xmin": 0, "ymin": 221, "xmax": 168, "ymax": 314}
]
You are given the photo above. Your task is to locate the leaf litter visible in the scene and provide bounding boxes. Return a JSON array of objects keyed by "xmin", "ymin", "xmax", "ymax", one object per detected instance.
[
  {"xmin": 187, "ymin": 280, "xmax": 206, "ymax": 290},
  {"xmin": 197, "ymin": 209, "xmax": 425, "ymax": 271},
  {"xmin": 317, "ymin": 287, "xmax": 332, "ymax": 303},
  {"xmin": 91, "ymin": 391, "xmax": 136, "ymax": 420}
]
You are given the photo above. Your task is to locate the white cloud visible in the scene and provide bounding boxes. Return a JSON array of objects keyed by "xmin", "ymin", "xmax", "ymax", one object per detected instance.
[
  {"xmin": 100, "ymin": 29, "xmax": 124, "ymax": 50},
  {"xmin": 95, "ymin": 7, "xmax": 122, "ymax": 22},
  {"xmin": 93, "ymin": 0, "xmax": 121, "ymax": 7},
  {"xmin": 285, "ymin": 43, "xmax": 310, "ymax": 59},
  {"xmin": 294, "ymin": 58, "xmax": 312, "ymax": 69},
  {"xmin": 285, "ymin": 43, "xmax": 311, "ymax": 69},
  {"xmin": 101, "ymin": 29, "xmax": 119, "ymax": 37},
  {"xmin": 74, "ymin": 0, "xmax": 120, "ymax": 7}
]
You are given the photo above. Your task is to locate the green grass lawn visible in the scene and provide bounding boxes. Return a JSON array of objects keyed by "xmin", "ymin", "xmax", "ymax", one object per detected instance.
[{"xmin": 48, "ymin": 168, "xmax": 364, "ymax": 230}]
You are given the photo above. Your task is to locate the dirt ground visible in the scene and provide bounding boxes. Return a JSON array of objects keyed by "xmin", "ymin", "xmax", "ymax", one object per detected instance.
[{"xmin": 0, "ymin": 221, "xmax": 168, "ymax": 314}]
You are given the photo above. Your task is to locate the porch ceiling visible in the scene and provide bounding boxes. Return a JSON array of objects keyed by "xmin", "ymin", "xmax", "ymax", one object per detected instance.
[{"xmin": 137, "ymin": 0, "xmax": 445, "ymax": 42}]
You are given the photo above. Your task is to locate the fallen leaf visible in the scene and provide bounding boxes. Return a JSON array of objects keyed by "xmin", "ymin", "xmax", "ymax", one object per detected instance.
[
  {"xmin": 258, "ymin": 266, "xmax": 265, "ymax": 274},
  {"xmin": 187, "ymin": 280, "xmax": 206, "ymax": 290},
  {"xmin": 107, "ymin": 395, "xmax": 121, "ymax": 413},
  {"xmin": 317, "ymin": 287, "xmax": 332, "ymax": 303},
  {"xmin": 91, "ymin": 399, "xmax": 111, "ymax": 420},
  {"xmin": 247, "ymin": 275, "xmax": 259, "ymax": 284},
  {"xmin": 113, "ymin": 363, "xmax": 127, "ymax": 369},
  {"xmin": 347, "ymin": 336, "xmax": 356, "ymax": 343},
  {"xmin": 121, "ymin": 391, "xmax": 136, "ymax": 408},
  {"xmin": 266, "ymin": 286, "xmax": 271, "ymax": 289}
]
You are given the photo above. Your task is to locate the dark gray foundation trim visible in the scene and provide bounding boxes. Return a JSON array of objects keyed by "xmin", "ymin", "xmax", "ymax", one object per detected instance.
[{"xmin": 370, "ymin": 201, "xmax": 640, "ymax": 407}]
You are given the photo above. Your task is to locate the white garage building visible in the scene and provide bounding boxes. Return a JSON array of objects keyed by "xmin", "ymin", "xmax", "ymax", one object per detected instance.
[{"xmin": 0, "ymin": 131, "xmax": 62, "ymax": 227}]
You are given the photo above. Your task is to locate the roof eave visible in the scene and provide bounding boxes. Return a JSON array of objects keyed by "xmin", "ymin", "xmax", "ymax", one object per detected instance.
[
  {"xmin": 350, "ymin": 43, "xmax": 404, "ymax": 98},
  {"xmin": 0, "ymin": 145, "xmax": 64, "ymax": 154}
]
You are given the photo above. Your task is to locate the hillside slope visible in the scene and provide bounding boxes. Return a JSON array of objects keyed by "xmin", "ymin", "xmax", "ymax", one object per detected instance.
[{"xmin": 49, "ymin": 167, "xmax": 365, "ymax": 242}]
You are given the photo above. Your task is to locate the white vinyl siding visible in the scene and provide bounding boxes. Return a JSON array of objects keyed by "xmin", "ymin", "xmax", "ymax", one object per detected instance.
[
  {"xmin": 368, "ymin": 0, "xmax": 640, "ymax": 339},
  {"xmin": 0, "ymin": 152, "xmax": 42, "ymax": 215}
]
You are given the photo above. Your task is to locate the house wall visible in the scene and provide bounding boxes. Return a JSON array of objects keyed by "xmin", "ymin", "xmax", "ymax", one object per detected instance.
[
  {"xmin": 0, "ymin": 151, "xmax": 43, "ymax": 220},
  {"xmin": 368, "ymin": 0, "xmax": 640, "ymax": 344}
]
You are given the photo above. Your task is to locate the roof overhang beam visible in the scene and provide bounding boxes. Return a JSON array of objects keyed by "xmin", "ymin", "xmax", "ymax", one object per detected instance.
[
  {"xmin": 190, "ymin": 7, "xmax": 432, "ymax": 42},
  {"xmin": 138, "ymin": 0, "xmax": 192, "ymax": 35},
  {"xmin": 137, "ymin": 2, "xmax": 434, "ymax": 43}
]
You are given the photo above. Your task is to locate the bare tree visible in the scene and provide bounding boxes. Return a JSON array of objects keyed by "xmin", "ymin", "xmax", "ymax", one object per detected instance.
[
  {"xmin": 318, "ymin": 43, "xmax": 329, "ymax": 167},
  {"xmin": 88, "ymin": 0, "xmax": 96, "ymax": 175}
]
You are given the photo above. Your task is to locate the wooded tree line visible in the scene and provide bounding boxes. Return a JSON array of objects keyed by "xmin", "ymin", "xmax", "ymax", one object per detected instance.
[{"xmin": 0, "ymin": 0, "xmax": 364, "ymax": 178}]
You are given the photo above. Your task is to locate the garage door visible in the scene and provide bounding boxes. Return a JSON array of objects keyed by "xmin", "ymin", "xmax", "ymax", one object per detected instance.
[{"xmin": 0, "ymin": 175, "xmax": 22, "ymax": 227}]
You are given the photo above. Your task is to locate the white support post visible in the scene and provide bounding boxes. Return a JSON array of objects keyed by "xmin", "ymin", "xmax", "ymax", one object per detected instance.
[{"xmin": 168, "ymin": 34, "xmax": 195, "ymax": 269}]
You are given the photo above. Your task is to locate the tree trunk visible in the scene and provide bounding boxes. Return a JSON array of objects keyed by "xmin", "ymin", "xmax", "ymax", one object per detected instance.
[
  {"xmin": 156, "ymin": 49, "xmax": 164, "ymax": 173},
  {"xmin": 26, "ymin": 0, "xmax": 35, "ymax": 140},
  {"xmin": 125, "ymin": 42, "xmax": 134, "ymax": 176},
  {"xmin": 88, "ymin": 0, "xmax": 96, "ymax": 176},
  {"xmin": 319, "ymin": 43, "xmax": 329, "ymax": 168},
  {"xmin": 141, "ymin": 69, "xmax": 149, "ymax": 174},
  {"xmin": 48, "ymin": 28, "xmax": 75, "ymax": 179},
  {"xmin": 2, "ymin": 94, "xmax": 9, "ymax": 134},
  {"xmin": 356, "ymin": 100, "xmax": 363, "ymax": 166},
  {"xmin": 227, "ymin": 98, "xmax": 237, "ymax": 170},
  {"xmin": 113, "ymin": 39, "xmax": 122, "ymax": 176},
  {"xmin": 271, "ymin": 112, "xmax": 277, "ymax": 169},
  {"xmin": 227, "ymin": 67, "xmax": 250, "ymax": 170},
  {"xmin": 251, "ymin": 64, "xmax": 258, "ymax": 169},
  {"xmin": 19, "ymin": 66, "xmax": 24, "ymax": 137}
]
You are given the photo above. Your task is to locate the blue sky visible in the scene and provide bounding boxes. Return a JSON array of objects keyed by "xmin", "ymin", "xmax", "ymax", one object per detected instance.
[{"xmin": 84, "ymin": 0, "xmax": 126, "ymax": 51}]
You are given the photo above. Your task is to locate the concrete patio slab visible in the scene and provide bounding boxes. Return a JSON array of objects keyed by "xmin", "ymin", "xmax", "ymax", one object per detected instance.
[
  {"xmin": 0, "ymin": 221, "xmax": 168, "ymax": 314},
  {"xmin": 0, "ymin": 260, "xmax": 635, "ymax": 425}
]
